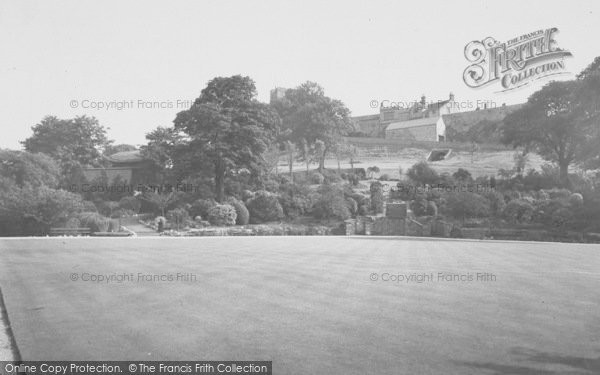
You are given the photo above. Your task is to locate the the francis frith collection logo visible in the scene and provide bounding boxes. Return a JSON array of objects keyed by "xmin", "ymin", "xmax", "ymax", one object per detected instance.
[{"xmin": 463, "ymin": 28, "xmax": 572, "ymax": 92}]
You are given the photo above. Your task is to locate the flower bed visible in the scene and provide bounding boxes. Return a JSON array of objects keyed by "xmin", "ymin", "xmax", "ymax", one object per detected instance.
[{"xmin": 159, "ymin": 223, "xmax": 332, "ymax": 237}]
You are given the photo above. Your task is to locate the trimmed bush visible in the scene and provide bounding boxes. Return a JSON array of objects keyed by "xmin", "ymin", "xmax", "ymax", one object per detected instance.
[
  {"xmin": 346, "ymin": 197, "xmax": 358, "ymax": 216},
  {"xmin": 503, "ymin": 199, "xmax": 535, "ymax": 224},
  {"xmin": 312, "ymin": 186, "xmax": 351, "ymax": 220},
  {"xmin": 370, "ymin": 181, "xmax": 384, "ymax": 214},
  {"xmin": 189, "ymin": 199, "xmax": 217, "ymax": 220},
  {"xmin": 411, "ymin": 197, "xmax": 429, "ymax": 217},
  {"xmin": 378, "ymin": 174, "xmax": 390, "ymax": 181},
  {"xmin": 445, "ymin": 192, "xmax": 490, "ymax": 220},
  {"xmin": 225, "ymin": 197, "xmax": 250, "ymax": 225},
  {"xmin": 246, "ymin": 191, "xmax": 284, "ymax": 223},
  {"xmin": 407, "ymin": 161, "xmax": 440, "ymax": 185},
  {"xmin": 207, "ymin": 204, "xmax": 237, "ymax": 226}
]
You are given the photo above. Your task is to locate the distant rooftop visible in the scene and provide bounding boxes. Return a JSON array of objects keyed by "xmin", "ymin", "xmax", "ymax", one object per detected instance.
[
  {"xmin": 104, "ymin": 150, "xmax": 144, "ymax": 164},
  {"xmin": 386, "ymin": 117, "xmax": 439, "ymax": 131}
]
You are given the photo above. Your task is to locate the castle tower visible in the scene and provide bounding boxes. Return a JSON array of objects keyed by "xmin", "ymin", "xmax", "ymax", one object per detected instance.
[{"xmin": 270, "ymin": 87, "xmax": 288, "ymax": 104}]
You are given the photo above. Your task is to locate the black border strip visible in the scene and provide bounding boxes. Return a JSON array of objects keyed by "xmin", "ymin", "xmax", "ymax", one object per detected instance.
[{"xmin": 0, "ymin": 286, "xmax": 21, "ymax": 362}]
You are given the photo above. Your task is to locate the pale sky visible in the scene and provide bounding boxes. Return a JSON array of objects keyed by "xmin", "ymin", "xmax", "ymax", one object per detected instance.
[{"xmin": 1, "ymin": 0, "xmax": 599, "ymax": 149}]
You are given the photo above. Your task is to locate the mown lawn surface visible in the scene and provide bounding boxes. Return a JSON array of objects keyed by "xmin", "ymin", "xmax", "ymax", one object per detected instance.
[{"xmin": 0, "ymin": 237, "xmax": 599, "ymax": 374}]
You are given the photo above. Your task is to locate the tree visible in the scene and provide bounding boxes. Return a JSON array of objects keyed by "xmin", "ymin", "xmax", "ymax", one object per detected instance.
[
  {"xmin": 285, "ymin": 141, "xmax": 296, "ymax": 183},
  {"xmin": 502, "ymin": 57, "xmax": 600, "ymax": 185},
  {"xmin": 0, "ymin": 182, "xmax": 85, "ymax": 235},
  {"xmin": 502, "ymin": 81, "xmax": 583, "ymax": 185},
  {"xmin": 273, "ymin": 82, "xmax": 353, "ymax": 172},
  {"xmin": 23, "ymin": 115, "xmax": 111, "ymax": 171},
  {"xmin": 173, "ymin": 75, "xmax": 280, "ymax": 202},
  {"xmin": 140, "ymin": 126, "xmax": 186, "ymax": 183},
  {"xmin": 407, "ymin": 161, "xmax": 439, "ymax": 185},
  {"xmin": 0, "ymin": 150, "xmax": 61, "ymax": 188},
  {"xmin": 140, "ymin": 190, "xmax": 180, "ymax": 217}
]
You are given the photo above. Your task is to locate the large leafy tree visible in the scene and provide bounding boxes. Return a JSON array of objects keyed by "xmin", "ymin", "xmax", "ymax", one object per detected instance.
[
  {"xmin": 0, "ymin": 150, "xmax": 83, "ymax": 235},
  {"xmin": 22, "ymin": 115, "xmax": 112, "ymax": 185},
  {"xmin": 173, "ymin": 75, "xmax": 280, "ymax": 202},
  {"xmin": 140, "ymin": 126, "xmax": 186, "ymax": 183},
  {"xmin": 272, "ymin": 82, "xmax": 352, "ymax": 172},
  {"xmin": 0, "ymin": 149, "xmax": 61, "ymax": 188},
  {"xmin": 23, "ymin": 115, "xmax": 111, "ymax": 166},
  {"xmin": 502, "ymin": 78, "xmax": 599, "ymax": 185}
]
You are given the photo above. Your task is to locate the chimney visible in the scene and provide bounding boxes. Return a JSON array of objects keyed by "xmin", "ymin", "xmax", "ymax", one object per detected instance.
[{"xmin": 449, "ymin": 92, "xmax": 455, "ymax": 101}]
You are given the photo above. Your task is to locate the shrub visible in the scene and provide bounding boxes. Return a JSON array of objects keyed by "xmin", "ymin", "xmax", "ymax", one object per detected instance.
[
  {"xmin": 427, "ymin": 201, "xmax": 438, "ymax": 216},
  {"xmin": 445, "ymin": 192, "xmax": 490, "ymax": 220},
  {"xmin": 76, "ymin": 212, "xmax": 110, "ymax": 232},
  {"xmin": 346, "ymin": 173, "xmax": 360, "ymax": 186},
  {"xmin": 309, "ymin": 172, "xmax": 325, "ymax": 185},
  {"xmin": 278, "ymin": 183, "xmax": 315, "ymax": 219},
  {"xmin": 108, "ymin": 219, "xmax": 120, "ymax": 232},
  {"xmin": 65, "ymin": 217, "xmax": 81, "ymax": 228},
  {"xmin": 483, "ymin": 191, "xmax": 507, "ymax": 216},
  {"xmin": 550, "ymin": 207, "xmax": 573, "ymax": 228},
  {"xmin": 82, "ymin": 201, "xmax": 98, "ymax": 212},
  {"xmin": 378, "ymin": 174, "xmax": 390, "ymax": 181},
  {"xmin": 246, "ymin": 191, "xmax": 284, "ymax": 223},
  {"xmin": 367, "ymin": 166, "xmax": 380, "ymax": 178},
  {"xmin": 503, "ymin": 199, "xmax": 535, "ymax": 224},
  {"xmin": 312, "ymin": 186, "xmax": 351, "ymax": 220},
  {"xmin": 546, "ymin": 188, "xmax": 571, "ymax": 199},
  {"xmin": 411, "ymin": 197, "xmax": 429, "ymax": 217},
  {"xmin": 449, "ymin": 225, "xmax": 463, "ymax": 238},
  {"xmin": 346, "ymin": 197, "xmax": 358, "ymax": 216},
  {"xmin": 263, "ymin": 178, "xmax": 280, "ymax": 193},
  {"xmin": 370, "ymin": 181, "xmax": 384, "ymax": 214},
  {"xmin": 452, "ymin": 168, "xmax": 473, "ymax": 182},
  {"xmin": 166, "ymin": 208, "xmax": 190, "ymax": 229},
  {"xmin": 118, "ymin": 196, "xmax": 141, "ymax": 213},
  {"xmin": 569, "ymin": 193, "xmax": 584, "ymax": 206},
  {"xmin": 322, "ymin": 170, "xmax": 343, "ymax": 184},
  {"xmin": 207, "ymin": 204, "xmax": 237, "ymax": 226},
  {"xmin": 189, "ymin": 199, "xmax": 217, "ymax": 220},
  {"xmin": 407, "ymin": 161, "xmax": 440, "ymax": 185},
  {"xmin": 225, "ymin": 197, "xmax": 250, "ymax": 225},
  {"xmin": 358, "ymin": 204, "xmax": 370, "ymax": 216},
  {"xmin": 241, "ymin": 189, "xmax": 255, "ymax": 202}
]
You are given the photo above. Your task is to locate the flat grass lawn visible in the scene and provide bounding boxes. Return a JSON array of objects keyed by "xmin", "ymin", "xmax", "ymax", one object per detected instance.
[{"xmin": 0, "ymin": 237, "xmax": 599, "ymax": 374}]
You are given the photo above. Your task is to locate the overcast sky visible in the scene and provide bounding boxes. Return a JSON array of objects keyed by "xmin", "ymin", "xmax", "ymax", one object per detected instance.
[{"xmin": 1, "ymin": 0, "xmax": 599, "ymax": 149}]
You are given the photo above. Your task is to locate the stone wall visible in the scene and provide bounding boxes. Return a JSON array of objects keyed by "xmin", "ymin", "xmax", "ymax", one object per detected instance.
[{"xmin": 386, "ymin": 124, "xmax": 437, "ymax": 141}]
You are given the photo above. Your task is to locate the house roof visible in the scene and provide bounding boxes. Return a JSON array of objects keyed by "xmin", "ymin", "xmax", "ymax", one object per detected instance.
[
  {"xmin": 352, "ymin": 113, "xmax": 380, "ymax": 121},
  {"xmin": 104, "ymin": 150, "xmax": 144, "ymax": 164},
  {"xmin": 427, "ymin": 100, "xmax": 450, "ymax": 110},
  {"xmin": 386, "ymin": 116, "xmax": 440, "ymax": 131}
]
